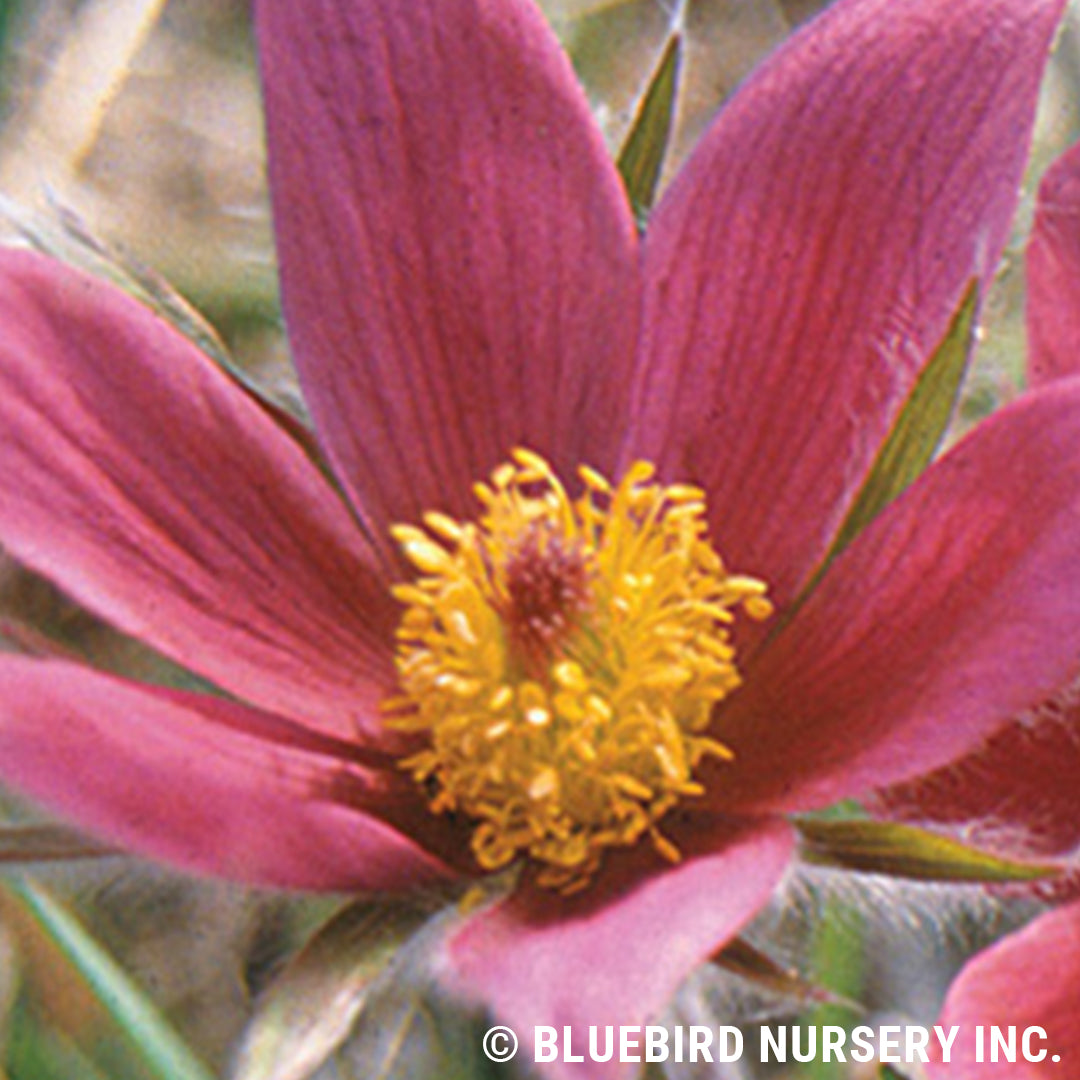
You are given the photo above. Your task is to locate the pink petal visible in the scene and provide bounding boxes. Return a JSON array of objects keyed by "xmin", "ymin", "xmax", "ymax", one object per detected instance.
[
  {"xmin": 880, "ymin": 684, "xmax": 1080, "ymax": 862},
  {"xmin": 258, "ymin": 0, "xmax": 640, "ymax": 562},
  {"xmin": 0, "ymin": 250, "xmax": 398, "ymax": 742},
  {"xmin": 444, "ymin": 818, "xmax": 793, "ymax": 1080},
  {"xmin": 633, "ymin": 0, "xmax": 1065, "ymax": 610},
  {"xmin": 1028, "ymin": 141, "xmax": 1080, "ymax": 386},
  {"xmin": 933, "ymin": 903, "xmax": 1080, "ymax": 1077},
  {"xmin": 707, "ymin": 379, "xmax": 1080, "ymax": 813},
  {"xmin": 0, "ymin": 657, "xmax": 453, "ymax": 891}
]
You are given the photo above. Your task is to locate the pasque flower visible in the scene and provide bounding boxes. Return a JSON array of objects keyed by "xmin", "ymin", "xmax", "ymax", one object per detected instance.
[
  {"xmin": 0, "ymin": 0, "xmax": 1078, "ymax": 1071},
  {"xmin": 884, "ymin": 138, "xmax": 1080, "ymax": 1080}
]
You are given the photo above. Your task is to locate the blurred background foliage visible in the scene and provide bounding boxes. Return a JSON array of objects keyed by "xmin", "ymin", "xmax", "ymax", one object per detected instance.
[{"xmin": 0, "ymin": 1, "xmax": 1075, "ymax": 1077}]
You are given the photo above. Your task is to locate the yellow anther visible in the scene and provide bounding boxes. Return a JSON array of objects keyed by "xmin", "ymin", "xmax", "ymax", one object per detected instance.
[
  {"xmin": 614, "ymin": 774, "xmax": 654, "ymax": 801},
  {"xmin": 387, "ymin": 451, "xmax": 770, "ymax": 893},
  {"xmin": 446, "ymin": 611, "xmax": 477, "ymax": 646},
  {"xmin": 665, "ymin": 484, "xmax": 706, "ymax": 503},
  {"xmin": 641, "ymin": 666, "xmax": 693, "ymax": 690},
  {"xmin": 553, "ymin": 692, "xmax": 586, "ymax": 722},
  {"xmin": 519, "ymin": 682, "xmax": 550, "ymax": 726},
  {"xmin": 624, "ymin": 460, "xmax": 657, "ymax": 484},
  {"xmin": 391, "ymin": 527, "xmax": 454, "ymax": 575},
  {"xmin": 511, "ymin": 446, "xmax": 554, "ymax": 475},
  {"xmin": 578, "ymin": 464, "xmax": 611, "ymax": 492},
  {"xmin": 724, "ymin": 574, "xmax": 770, "ymax": 597},
  {"xmin": 553, "ymin": 661, "xmax": 588, "ymax": 692},
  {"xmin": 525, "ymin": 707, "xmax": 552, "ymax": 728},
  {"xmin": 529, "ymin": 769, "xmax": 560, "ymax": 800},
  {"xmin": 488, "ymin": 686, "xmax": 513, "ymax": 711},
  {"xmin": 586, "ymin": 695, "xmax": 613, "ymax": 723},
  {"xmin": 651, "ymin": 830, "xmax": 683, "ymax": 865},
  {"xmin": 575, "ymin": 739, "xmax": 598, "ymax": 762},
  {"xmin": 390, "ymin": 583, "xmax": 431, "ymax": 606},
  {"xmin": 422, "ymin": 511, "xmax": 465, "ymax": 542},
  {"xmin": 491, "ymin": 463, "xmax": 517, "ymax": 489},
  {"xmin": 697, "ymin": 736, "xmax": 736, "ymax": 762},
  {"xmin": 745, "ymin": 595, "xmax": 775, "ymax": 620}
]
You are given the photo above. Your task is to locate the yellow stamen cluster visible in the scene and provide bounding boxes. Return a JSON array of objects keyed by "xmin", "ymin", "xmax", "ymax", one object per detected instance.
[{"xmin": 386, "ymin": 450, "xmax": 771, "ymax": 893}]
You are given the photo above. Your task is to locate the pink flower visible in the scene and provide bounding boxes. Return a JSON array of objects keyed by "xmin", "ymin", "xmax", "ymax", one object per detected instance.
[
  {"xmin": 0, "ymin": 0, "xmax": 1077, "ymax": 1072},
  {"xmin": 885, "ymin": 138, "xmax": 1080, "ymax": 1080},
  {"xmin": 930, "ymin": 904, "xmax": 1080, "ymax": 1078}
]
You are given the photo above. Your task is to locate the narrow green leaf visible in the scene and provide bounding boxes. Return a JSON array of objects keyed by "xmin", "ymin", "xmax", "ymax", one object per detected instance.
[
  {"xmin": 541, "ymin": 0, "xmax": 787, "ymax": 185},
  {"xmin": 0, "ymin": 2, "xmax": 22, "ymax": 107},
  {"xmin": 4, "ymin": 879, "xmax": 216, "ymax": 1080},
  {"xmin": 795, "ymin": 818, "xmax": 1059, "ymax": 883},
  {"xmin": 803, "ymin": 898, "xmax": 865, "ymax": 1080},
  {"xmin": 764, "ymin": 283, "xmax": 982, "ymax": 645},
  {"xmin": 0, "ymin": 616, "xmax": 82, "ymax": 662},
  {"xmin": 616, "ymin": 33, "xmax": 682, "ymax": 223},
  {"xmin": 828, "ymin": 281, "xmax": 979, "ymax": 562},
  {"xmin": 232, "ymin": 900, "xmax": 433, "ymax": 1080}
]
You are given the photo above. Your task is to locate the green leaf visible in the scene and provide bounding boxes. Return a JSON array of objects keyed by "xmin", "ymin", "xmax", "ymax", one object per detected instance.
[
  {"xmin": 232, "ymin": 899, "xmax": 433, "ymax": 1080},
  {"xmin": 3, "ymin": 879, "xmax": 215, "ymax": 1080},
  {"xmin": 803, "ymin": 898, "xmax": 865, "ymax": 1080},
  {"xmin": 766, "ymin": 283, "xmax": 981, "ymax": 644},
  {"xmin": 0, "ymin": 615, "xmax": 82, "ymax": 662},
  {"xmin": 827, "ymin": 281, "xmax": 979, "ymax": 563},
  {"xmin": 539, "ymin": 0, "xmax": 788, "ymax": 186},
  {"xmin": 616, "ymin": 33, "xmax": 682, "ymax": 224},
  {"xmin": 795, "ymin": 818, "xmax": 1060, "ymax": 883}
]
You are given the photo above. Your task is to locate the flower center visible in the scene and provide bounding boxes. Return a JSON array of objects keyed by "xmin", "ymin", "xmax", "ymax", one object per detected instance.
[{"xmin": 386, "ymin": 449, "xmax": 771, "ymax": 893}]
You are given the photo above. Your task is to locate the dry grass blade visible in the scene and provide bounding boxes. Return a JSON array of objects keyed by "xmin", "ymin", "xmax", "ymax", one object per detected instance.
[
  {"xmin": 0, "ymin": 824, "xmax": 117, "ymax": 864},
  {"xmin": 233, "ymin": 900, "xmax": 433, "ymax": 1080},
  {"xmin": 0, "ymin": 0, "xmax": 169, "ymax": 201}
]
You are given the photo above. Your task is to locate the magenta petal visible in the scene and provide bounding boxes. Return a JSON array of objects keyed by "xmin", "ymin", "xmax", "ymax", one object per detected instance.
[
  {"xmin": 0, "ymin": 250, "xmax": 398, "ymax": 742},
  {"xmin": 445, "ymin": 819, "xmax": 793, "ymax": 1080},
  {"xmin": 258, "ymin": 0, "xmax": 640, "ymax": 559},
  {"xmin": 0, "ymin": 657, "xmax": 452, "ymax": 891},
  {"xmin": 933, "ymin": 904, "xmax": 1080, "ymax": 1077},
  {"xmin": 709, "ymin": 380, "xmax": 1080, "ymax": 813},
  {"xmin": 1028, "ymin": 141, "xmax": 1080, "ymax": 386},
  {"xmin": 880, "ymin": 686, "xmax": 1080, "ymax": 861},
  {"xmin": 633, "ymin": 0, "xmax": 1064, "ymax": 609}
]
